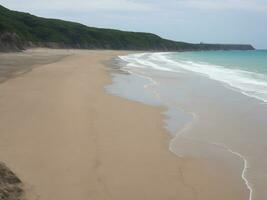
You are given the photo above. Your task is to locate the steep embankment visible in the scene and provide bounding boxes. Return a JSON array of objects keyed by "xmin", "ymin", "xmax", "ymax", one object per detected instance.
[{"xmin": 0, "ymin": 4, "xmax": 254, "ymax": 52}]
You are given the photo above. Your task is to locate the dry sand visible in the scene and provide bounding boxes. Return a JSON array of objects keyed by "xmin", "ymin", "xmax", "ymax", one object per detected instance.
[{"xmin": 0, "ymin": 49, "xmax": 247, "ymax": 200}]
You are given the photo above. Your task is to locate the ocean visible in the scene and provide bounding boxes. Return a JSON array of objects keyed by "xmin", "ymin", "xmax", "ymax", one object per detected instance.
[
  {"xmin": 106, "ymin": 50, "xmax": 267, "ymax": 200},
  {"xmin": 119, "ymin": 50, "xmax": 267, "ymax": 103}
]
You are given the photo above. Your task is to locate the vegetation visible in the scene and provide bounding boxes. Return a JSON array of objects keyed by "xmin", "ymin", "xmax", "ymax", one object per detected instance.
[{"xmin": 0, "ymin": 4, "xmax": 254, "ymax": 51}]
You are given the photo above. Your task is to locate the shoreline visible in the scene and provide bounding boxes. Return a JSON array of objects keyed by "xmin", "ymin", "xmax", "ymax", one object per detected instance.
[
  {"xmin": 106, "ymin": 52, "xmax": 253, "ymax": 200},
  {"xmin": 168, "ymin": 104, "xmax": 253, "ymax": 200}
]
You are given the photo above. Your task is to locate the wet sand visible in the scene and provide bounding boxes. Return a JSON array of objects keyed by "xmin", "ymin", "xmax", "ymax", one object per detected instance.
[
  {"xmin": 0, "ymin": 48, "xmax": 70, "ymax": 83},
  {"xmin": 0, "ymin": 49, "xmax": 247, "ymax": 200}
]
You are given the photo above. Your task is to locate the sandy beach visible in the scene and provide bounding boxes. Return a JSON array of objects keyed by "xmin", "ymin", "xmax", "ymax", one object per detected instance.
[{"xmin": 0, "ymin": 49, "xmax": 248, "ymax": 200}]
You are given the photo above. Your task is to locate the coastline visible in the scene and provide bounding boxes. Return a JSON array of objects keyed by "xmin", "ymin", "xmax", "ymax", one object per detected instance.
[
  {"xmin": 106, "ymin": 53, "xmax": 253, "ymax": 200},
  {"xmin": 107, "ymin": 51, "xmax": 267, "ymax": 200},
  {"xmin": 0, "ymin": 49, "xmax": 249, "ymax": 200}
]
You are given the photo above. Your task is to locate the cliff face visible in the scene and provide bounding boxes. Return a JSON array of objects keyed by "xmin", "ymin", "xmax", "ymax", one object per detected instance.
[{"xmin": 0, "ymin": 4, "xmax": 255, "ymax": 52}]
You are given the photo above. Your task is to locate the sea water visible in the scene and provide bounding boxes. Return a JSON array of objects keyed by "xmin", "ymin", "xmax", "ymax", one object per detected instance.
[
  {"xmin": 169, "ymin": 50, "xmax": 267, "ymax": 102},
  {"xmin": 106, "ymin": 50, "xmax": 267, "ymax": 200}
]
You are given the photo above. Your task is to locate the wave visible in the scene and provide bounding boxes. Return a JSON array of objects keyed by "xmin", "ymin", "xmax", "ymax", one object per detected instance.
[{"xmin": 119, "ymin": 52, "xmax": 267, "ymax": 103}]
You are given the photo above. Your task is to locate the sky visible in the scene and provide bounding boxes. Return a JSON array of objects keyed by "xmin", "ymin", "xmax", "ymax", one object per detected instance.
[{"xmin": 0, "ymin": 0, "xmax": 266, "ymax": 49}]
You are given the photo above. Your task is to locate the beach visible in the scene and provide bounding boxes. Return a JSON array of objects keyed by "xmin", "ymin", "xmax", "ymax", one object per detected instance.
[{"xmin": 0, "ymin": 49, "xmax": 249, "ymax": 200}]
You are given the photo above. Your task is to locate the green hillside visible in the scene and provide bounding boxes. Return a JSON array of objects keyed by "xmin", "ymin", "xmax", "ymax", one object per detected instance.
[{"xmin": 0, "ymin": 4, "xmax": 254, "ymax": 52}]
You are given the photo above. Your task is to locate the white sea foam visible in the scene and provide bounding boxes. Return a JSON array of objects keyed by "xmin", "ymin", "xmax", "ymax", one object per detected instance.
[
  {"xmin": 118, "ymin": 52, "xmax": 258, "ymax": 200},
  {"xmin": 119, "ymin": 52, "xmax": 267, "ymax": 103},
  {"xmin": 167, "ymin": 111, "xmax": 253, "ymax": 200}
]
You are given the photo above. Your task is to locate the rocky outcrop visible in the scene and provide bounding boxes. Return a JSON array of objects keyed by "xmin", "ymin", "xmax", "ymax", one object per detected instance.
[
  {"xmin": 0, "ymin": 163, "xmax": 24, "ymax": 200},
  {"xmin": 0, "ymin": 32, "xmax": 24, "ymax": 52}
]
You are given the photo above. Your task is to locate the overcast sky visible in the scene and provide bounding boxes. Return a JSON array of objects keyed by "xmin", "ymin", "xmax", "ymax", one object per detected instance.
[{"xmin": 1, "ymin": 0, "xmax": 266, "ymax": 49}]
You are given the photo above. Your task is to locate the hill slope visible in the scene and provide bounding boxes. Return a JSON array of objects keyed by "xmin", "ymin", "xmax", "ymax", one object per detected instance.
[{"xmin": 0, "ymin": 5, "xmax": 254, "ymax": 52}]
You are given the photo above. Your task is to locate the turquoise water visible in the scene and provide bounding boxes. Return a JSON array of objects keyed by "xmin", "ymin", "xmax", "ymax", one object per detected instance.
[
  {"xmin": 117, "ymin": 50, "xmax": 267, "ymax": 102},
  {"xmin": 167, "ymin": 50, "xmax": 267, "ymax": 102},
  {"xmin": 171, "ymin": 50, "xmax": 267, "ymax": 74}
]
